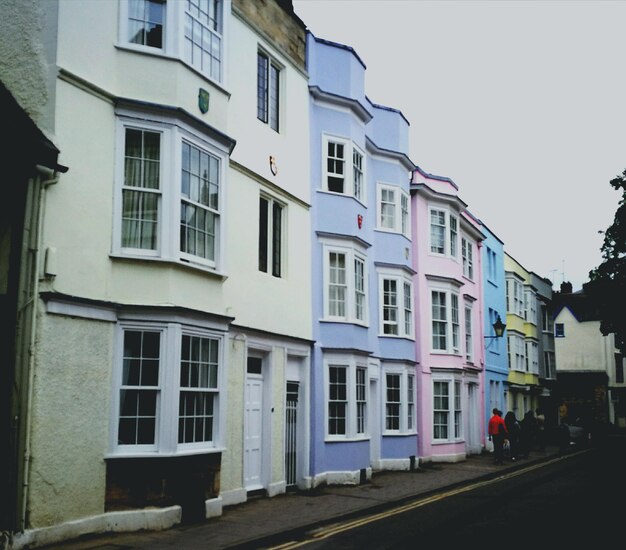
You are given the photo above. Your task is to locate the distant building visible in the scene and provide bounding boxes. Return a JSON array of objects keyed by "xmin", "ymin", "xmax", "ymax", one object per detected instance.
[{"xmin": 553, "ymin": 283, "xmax": 624, "ymax": 428}]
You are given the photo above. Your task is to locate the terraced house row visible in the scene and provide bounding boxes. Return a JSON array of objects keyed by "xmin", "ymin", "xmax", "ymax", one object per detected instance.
[{"xmin": 0, "ymin": 1, "xmax": 563, "ymax": 548}]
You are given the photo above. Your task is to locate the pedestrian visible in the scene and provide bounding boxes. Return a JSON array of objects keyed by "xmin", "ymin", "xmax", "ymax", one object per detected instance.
[
  {"xmin": 488, "ymin": 408, "xmax": 508, "ymax": 465},
  {"xmin": 504, "ymin": 411, "xmax": 521, "ymax": 461},
  {"xmin": 535, "ymin": 408, "xmax": 546, "ymax": 451},
  {"xmin": 519, "ymin": 410, "xmax": 536, "ymax": 458},
  {"xmin": 558, "ymin": 399, "xmax": 568, "ymax": 424}
]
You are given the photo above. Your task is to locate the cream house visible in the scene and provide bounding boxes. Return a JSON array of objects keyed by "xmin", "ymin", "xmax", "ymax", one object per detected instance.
[{"xmin": 0, "ymin": 1, "xmax": 311, "ymax": 548}]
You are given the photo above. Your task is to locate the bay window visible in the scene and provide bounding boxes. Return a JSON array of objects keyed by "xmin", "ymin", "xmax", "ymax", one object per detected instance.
[
  {"xmin": 377, "ymin": 184, "xmax": 411, "ymax": 237},
  {"xmin": 114, "ymin": 109, "xmax": 231, "ymax": 271},
  {"xmin": 326, "ymin": 357, "xmax": 369, "ymax": 439},
  {"xmin": 121, "ymin": 0, "xmax": 226, "ymax": 83},
  {"xmin": 430, "ymin": 207, "xmax": 458, "ymax": 257},
  {"xmin": 113, "ymin": 322, "xmax": 224, "ymax": 455},
  {"xmin": 383, "ymin": 364, "xmax": 416, "ymax": 434},
  {"xmin": 431, "ymin": 287, "xmax": 461, "ymax": 353},
  {"xmin": 379, "ymin": 270, "xmax": 414, "ymax": 338},
  {"xmin": 433, "ymin": 379, "xmax": 462, "ymax": 442},
  {"xmin": 323, "ymin": 241, "xmax": 368, "ymax": 324},
  {"xmin": 323, "ymin": 135, "xmax": 366, "ymax": 202}
]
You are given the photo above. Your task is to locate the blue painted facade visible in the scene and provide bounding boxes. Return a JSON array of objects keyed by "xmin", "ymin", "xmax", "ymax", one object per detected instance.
[
  {"xmin": 480, "ymin": 222, "xmax": 508, "ymax": 436},
  {"xmin": 307, "ymin": 33, "xmax": 418, "ymax": 486}
]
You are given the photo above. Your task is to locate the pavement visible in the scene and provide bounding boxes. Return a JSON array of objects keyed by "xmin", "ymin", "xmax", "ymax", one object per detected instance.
[{"xmin": 41, "ymin": 443, "xmax": 567, "ymax": 550}]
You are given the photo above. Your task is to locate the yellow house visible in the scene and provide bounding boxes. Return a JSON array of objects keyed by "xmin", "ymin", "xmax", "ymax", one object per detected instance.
[{"xmin": 504, "ymin": 253, "xmax": 541, "ymax": 419}]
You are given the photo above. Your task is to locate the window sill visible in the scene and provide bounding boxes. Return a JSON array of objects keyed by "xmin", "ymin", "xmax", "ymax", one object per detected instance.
[
  {"xmin": 325, "ymin": 436, "xmax": 370, "ymax": 443},
  {"xmin": 110, "ymin": 253, "xmax": 228, "ymax": 280},
  {"xmin": 379, "ymin": 334, "xmax": 415, "ymax": 341},
  {"xmin": 105, "ymin": 446, "xmax": 225, "ymax": 459},
  {"xmin": 320, "ymin": 319, "xmax": 369, "ymax": 328},
  {"xmin": 432, "ymin": 439, "xmax": 464, "ymax": 445},
  {"xmin": 382, "ymin": 431, "xmax": 417, "ymax": 437}
]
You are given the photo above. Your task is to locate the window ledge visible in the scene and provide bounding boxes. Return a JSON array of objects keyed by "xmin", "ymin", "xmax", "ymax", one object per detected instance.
[
  {"xmin": 432, "ymin": 440, "xmax": 464, "ymax": 446},
  {"xmin": 105, "ymin": 446, "xmax": 225, "ymax": 459},
  {"xmin": 320, "ymin": 319, "xmax": 369, "ymax": 328},
  {"xmin": 382, "ymin": 431, "xmax": 417, "ymax": 437},
  {"xmin": 379, "ymin": 334, "xmax": 415, "ymax": 342},
  {"xmin": 325, "ymin": 436, "xmax": 370, "ymax": 443},
  {"xmin": 110, "ymin": 253, "xmax": 228, "ymax": 281}
]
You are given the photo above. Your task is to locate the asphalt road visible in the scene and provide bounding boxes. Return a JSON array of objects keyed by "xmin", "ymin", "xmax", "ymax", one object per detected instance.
[{"xmin": 269, "ymin": 436, "xmax": 626, "ymax": 549}]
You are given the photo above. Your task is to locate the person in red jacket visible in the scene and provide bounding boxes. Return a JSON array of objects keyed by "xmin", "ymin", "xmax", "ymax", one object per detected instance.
[{"xmin": 488, "ymin": 408, "xmax": 508, "ymax": 465}]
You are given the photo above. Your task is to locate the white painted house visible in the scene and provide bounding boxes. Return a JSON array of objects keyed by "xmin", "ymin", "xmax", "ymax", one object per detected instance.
[{"xmin": 0, "ymin": 1, "xmax": 311, "ymax": 548}]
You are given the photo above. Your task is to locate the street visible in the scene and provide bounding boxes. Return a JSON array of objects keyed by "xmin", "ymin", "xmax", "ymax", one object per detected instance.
[{"xmin": 260, "ymin": 436, "xmax": 626, "ymax": 549}]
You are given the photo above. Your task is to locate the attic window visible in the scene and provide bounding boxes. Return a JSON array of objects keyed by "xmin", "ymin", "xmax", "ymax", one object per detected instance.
[{"xmin": 555, "ymin": 323, "xmax": 565, "ymax": 338}]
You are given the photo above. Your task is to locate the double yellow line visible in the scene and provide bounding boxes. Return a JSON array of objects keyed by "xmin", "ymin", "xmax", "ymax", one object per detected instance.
[{"xmin": 270, "ymin": 452, "xmax": 584, "ymax": 549}]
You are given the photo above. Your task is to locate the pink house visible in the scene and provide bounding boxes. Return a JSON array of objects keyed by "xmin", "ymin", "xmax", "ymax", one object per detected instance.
[{"xmin": 410, "ymin": 167, "xmax": 486, "ymax": 463}]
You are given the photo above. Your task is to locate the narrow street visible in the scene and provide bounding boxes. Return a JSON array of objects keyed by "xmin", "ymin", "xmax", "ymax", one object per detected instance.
[{"xmin": 263, "ymin": 436, "xmax": 625, "ymax": 548}]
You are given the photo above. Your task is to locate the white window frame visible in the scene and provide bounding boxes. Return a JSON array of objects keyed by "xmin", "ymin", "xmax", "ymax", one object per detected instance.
[
  {"xmin": 461, "ymin": 236, "xmax": 474, "ymax": 280},
  {"xmin": 465, "ymin": 301, "xmax": 473, "ymax": 363},
  {"xmin": 383, "ymin": 364, "xmax": 416, "ymax": 435},
  {"xmin": 526, "ymin": 339, "xmax": 539, "ymax": 374},
  {"xmin": 322, "ymin": 135, "xmax": 366, "ymax": 203},
  {"xmin": 430, "ymin": 285, "xmax": 461, "ymax": 354},
  {"xmin": 507, "ymin": 331, "xmax": 526, "ymax": 372},
  {"xmin": 113, "ymin": 110, "xmax": 229, "ymax": 272},
  {"xmin": 325, "ymin": 355, "xmax": 369, "ymax": 441},
  {"xmin": 110, "ymin": 321, "xmax": 225, "ymax": 456},
  {"xmin": 119, "ymin": 0, "xmax": 228, "ymax": 84},
  {"xmin": 377, "ymin": 183, "xmax": 411, "ymax": 237},
  {"xmin": 433, "ymin": 377, "xmax": 463, "ymax": 443},
  {"xmin": 378, "ymin": 269, "xmax": 414, "ymax": 339},
  {"xmin": 524, "ymin": 288, "xmax": 537, "ymax": 325},
  {"xmin": 322, "ymin": 240, "xmax": 368, "ymax": 325},
  {"xmin": 429, "ymin": 207, "xmax": 458, "ymax": 258},
  {"xmin": 258, "ymin": 193, "xmax": 285, "ymax": 278},
  {"xmin": 506, "ymin": 276, "xmax": 525, "ymax": 317}
]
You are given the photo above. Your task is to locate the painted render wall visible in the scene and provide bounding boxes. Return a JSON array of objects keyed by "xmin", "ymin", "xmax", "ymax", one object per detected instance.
[
  {"xmin": 27, "ymin": 314, "xmax": 113, "ymax": 527},
  {"xmin": 554, "ymin": 308, "xmax": 611, "ymax": 373},
  {"xmin": 480, "ymin": 224, "xmax": 508, "ymax": 433},
  {"xmin": 307, "ymin": 33, "xmax": 417, "ymax": 482},
  {"xmin": 410, "ymin": 172, "xmax": 485, "ymax": 463}
]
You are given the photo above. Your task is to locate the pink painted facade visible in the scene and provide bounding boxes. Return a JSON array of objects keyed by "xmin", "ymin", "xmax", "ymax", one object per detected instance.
[{"xmin": 410, "ymin": 168, "xmax": 486, "ymax": 463}]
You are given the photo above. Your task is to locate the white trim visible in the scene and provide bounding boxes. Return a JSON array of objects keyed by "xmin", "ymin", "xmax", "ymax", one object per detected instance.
[
  {"xmin": 377, "ymin": 267, "xmax": 414, "ymax": 339},
  {"xmin": 321, "ymin": 134, "xmax": 367, "ymax": 205},
  {"xmin": 11, "ymin": 506, "xmax": 181, "ymax": 550}
]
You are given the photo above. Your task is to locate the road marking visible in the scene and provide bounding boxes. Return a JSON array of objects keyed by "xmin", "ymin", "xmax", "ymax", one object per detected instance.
[{"xmin": 269, "ymin": 450, "xmax": 589, "ymax": 549}]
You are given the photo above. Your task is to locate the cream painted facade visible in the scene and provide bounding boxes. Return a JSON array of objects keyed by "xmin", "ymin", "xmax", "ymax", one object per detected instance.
[
  {"xmin": 1, "ymin": 1, "xmax": 311, "ymax": 548},
  {"xmin": 554, "ymin": 308, "xmax": 613, "ymax": 372}
]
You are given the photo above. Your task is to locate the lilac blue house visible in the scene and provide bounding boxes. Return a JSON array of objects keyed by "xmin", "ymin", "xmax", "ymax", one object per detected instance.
[
  {"xmin": 307, "ymin": 33, "xmax": 417, "ymax": 486},
  {"xmin": 479, "ymin": 222, "xmax": 508, "ymax": 446}
]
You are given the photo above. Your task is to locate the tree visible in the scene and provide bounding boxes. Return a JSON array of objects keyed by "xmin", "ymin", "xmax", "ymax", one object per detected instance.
[{"xmin": 585, "ymin": 168, "xmax": 626, "ymax": 354}]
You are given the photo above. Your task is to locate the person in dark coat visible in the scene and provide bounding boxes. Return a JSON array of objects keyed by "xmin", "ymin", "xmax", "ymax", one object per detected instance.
[
  {"xmin": 504, "ymin": 411, "xmax": 521, "ymax": 461},
  {"xmin": 519, "ymin": 410, "xmax": 536, "ymax": 458}
]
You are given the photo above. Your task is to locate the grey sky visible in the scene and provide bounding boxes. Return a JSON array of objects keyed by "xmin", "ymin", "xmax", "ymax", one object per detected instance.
[{"xmin": 293, "ymin": 0, "xmax": 626, "ymax": 291}]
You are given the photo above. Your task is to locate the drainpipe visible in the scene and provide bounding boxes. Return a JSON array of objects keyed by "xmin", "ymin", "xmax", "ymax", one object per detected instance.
[{"xmin": 19, "ymin": 165, "xmax": 59, "ymax": 531}]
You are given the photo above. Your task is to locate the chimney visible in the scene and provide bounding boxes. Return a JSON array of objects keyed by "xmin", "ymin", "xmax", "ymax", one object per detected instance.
[{"xmin": 560, "ymin": 281, "xmax": 572, "ymax": 294}]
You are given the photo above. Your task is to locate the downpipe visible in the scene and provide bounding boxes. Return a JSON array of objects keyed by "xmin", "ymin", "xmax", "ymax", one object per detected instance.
[{"xmin": 18, "ymin": 165, "xmax": 59, "ymax": 533}]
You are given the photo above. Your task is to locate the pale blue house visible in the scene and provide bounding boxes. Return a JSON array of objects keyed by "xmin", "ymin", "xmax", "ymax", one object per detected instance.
[
  {"xmin": 480, "ymin": 222, "xmax": 508, "ymax": 437},
  {"xmin": 307, "ymin": 33, "xmax": 418, "ymax": 487}
]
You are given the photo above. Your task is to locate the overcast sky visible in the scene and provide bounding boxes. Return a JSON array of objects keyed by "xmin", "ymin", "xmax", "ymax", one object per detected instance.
[{"xmin": 292, "ymin": 0, "xmax": 626, "ymax": 292}]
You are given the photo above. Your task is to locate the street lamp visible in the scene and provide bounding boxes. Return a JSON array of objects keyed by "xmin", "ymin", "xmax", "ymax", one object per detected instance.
[{"xmin": 485, "ymin": 315, "xmax": 506, "ymax": 339}]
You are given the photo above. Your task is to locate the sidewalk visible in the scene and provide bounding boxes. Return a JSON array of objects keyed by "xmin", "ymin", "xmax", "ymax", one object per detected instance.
[{"xmin": 42, "ymin": 445, "xmax": 564, "ymax": 550}]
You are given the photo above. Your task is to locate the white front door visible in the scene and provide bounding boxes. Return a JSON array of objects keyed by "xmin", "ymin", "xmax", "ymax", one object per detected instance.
[{"xmin": 244, "ymin": 356, "xmax": 264, "ymax": 491}]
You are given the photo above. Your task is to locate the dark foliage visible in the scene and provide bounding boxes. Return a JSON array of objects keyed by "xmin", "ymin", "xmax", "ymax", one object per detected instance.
[{"xmin": 585, "ymin": 168, "xmax": 626, "ymax": 354}]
